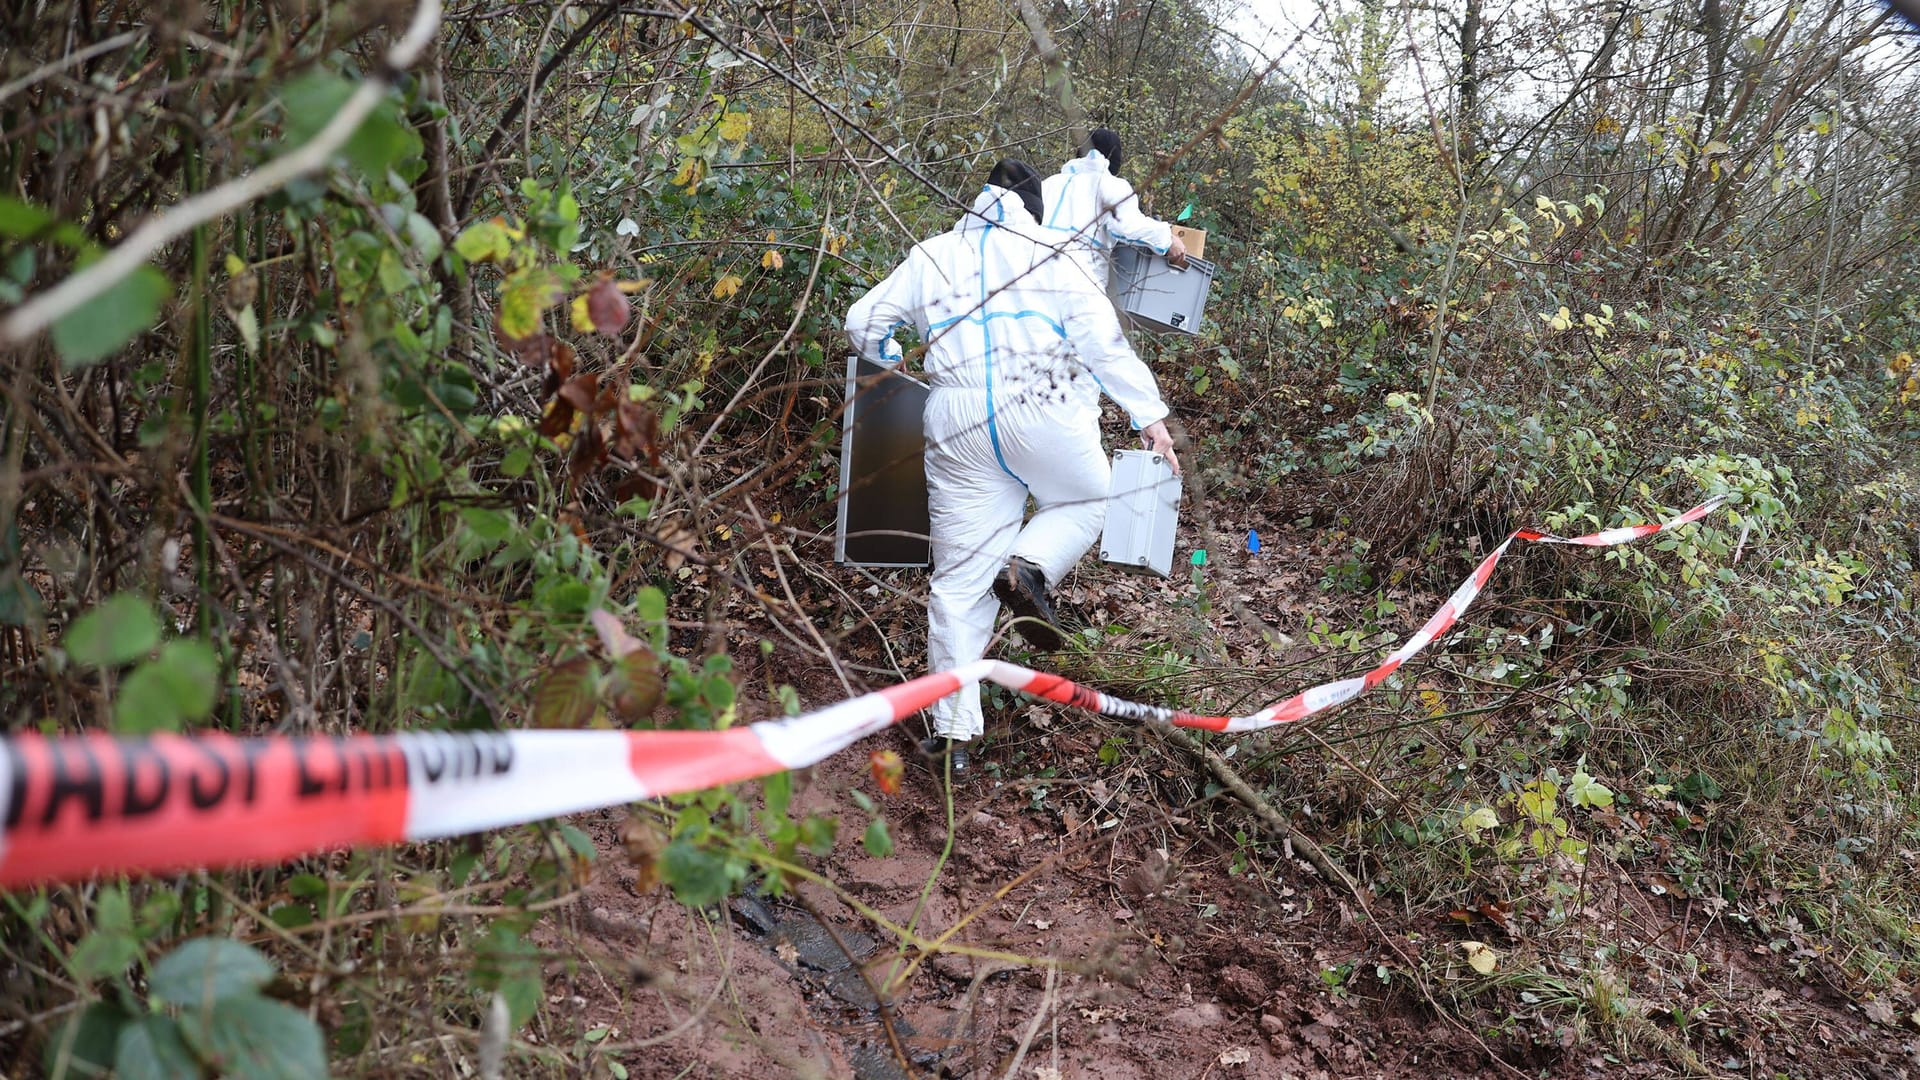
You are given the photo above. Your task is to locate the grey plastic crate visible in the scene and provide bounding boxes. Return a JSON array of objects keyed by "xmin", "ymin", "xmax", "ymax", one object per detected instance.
[
  {"xmin": 1107, "ymin": 245, "xmax": 1216, "ymax": 335},
  {"xmin": 1099, "ymin": 448, "xmax": 1181, "ymax": 577}
]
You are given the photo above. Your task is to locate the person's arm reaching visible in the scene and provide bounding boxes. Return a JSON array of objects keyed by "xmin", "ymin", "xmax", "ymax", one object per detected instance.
[
  {"xmin": 1054, "ymin": 275, "xmax": 1183, "ymax": 476},
  {"xmin": 1099, "ymin": 175, "xmax": 1176, "ymax": 259},
  {"xmin": 844, "ymin": 248, "xmax": 927, "ymax": 367}
]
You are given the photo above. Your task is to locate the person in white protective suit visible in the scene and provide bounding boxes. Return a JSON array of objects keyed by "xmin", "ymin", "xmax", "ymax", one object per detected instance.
[
  {"xmin": 844, "ymin": 160, "xmax": 1183, "ymax": 772},
  {"xmin": 1040, "ymin": 128, "xmax": 1187, "ymax": 288}
]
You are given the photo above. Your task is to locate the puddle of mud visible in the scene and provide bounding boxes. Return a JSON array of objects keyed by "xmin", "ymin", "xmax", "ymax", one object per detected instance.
[{"xmin": 730, "ymin": 895, "xmax": 953, "ymax": 1080}]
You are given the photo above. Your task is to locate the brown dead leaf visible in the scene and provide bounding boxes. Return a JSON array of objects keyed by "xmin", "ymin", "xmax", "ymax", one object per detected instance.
[
  {"xmin": 620, "ymin": 814, "xmax": 665, "ymax": 892},
  {"xmin": 587, "ymin": 274, "xmax": 630, "ymax": 336},
  {"xmin": 658, "ymin": 522, "xmax": 697, "ymax": 574}
]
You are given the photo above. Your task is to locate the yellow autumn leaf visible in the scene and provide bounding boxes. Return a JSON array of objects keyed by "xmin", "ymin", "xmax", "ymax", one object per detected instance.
[
  {"xmin": 762, "ymin": 247, "xmax": 783, "ymax": 271},
  {"xmin": 712, "ymin": 273, "xmax": 743, "ymax": 300},
  {"xmin": 716, "ymin": 110, "xmax": 751, "ymax": 143},
  {"xmin": 569, "ymin": 293, "xmax": 595, "ymax": 333},
  {"xmin": 1460, "ymin": 940, "xmax": 1498, "ymax": 975},
  {"xmin": 1460, "ymin": 806, "xmax": 1500, "ymax": 841},
  {"xmin": 672, "ymin": 157, "xmax": 707, "ymax": 191},
  {"xmin": 825, "ymin": 229, "xmax": 849, "ymax": 256}
]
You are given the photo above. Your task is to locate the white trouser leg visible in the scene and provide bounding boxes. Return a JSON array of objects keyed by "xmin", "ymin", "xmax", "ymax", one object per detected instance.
[
  {"xmin": 1000, "ymin": 415, "xmax": 1111, "ymax": 588},
  {"xmin": 924, "ymin": 394, "xmax": 1027, "ymax": 741}
]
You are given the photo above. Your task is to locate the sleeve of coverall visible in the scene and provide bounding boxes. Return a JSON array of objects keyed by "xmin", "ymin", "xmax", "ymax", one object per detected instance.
[
  {"xmin": 1099, "ymin": 175, "xmax": 1174, "ymax": 254},
  {"xmin": 844, "ymin": 249, "xmax": 926, "ymax": 367},
  {"xmin": 1059, "ymin": 277, "xmax": 1169, "ymax": 429}
]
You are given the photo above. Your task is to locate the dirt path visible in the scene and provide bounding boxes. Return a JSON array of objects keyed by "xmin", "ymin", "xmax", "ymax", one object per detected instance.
[{"xmin": 531, "ymin": 508, "xmax": 1912, "ymax": 1079}]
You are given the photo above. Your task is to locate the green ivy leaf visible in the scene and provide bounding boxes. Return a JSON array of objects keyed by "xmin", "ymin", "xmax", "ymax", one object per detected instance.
[
  {"xmin": 69, "ymin": 928, "xmax": 140, "ymax": 983},
  {"xmin": 44, "ymin": 1000, "xmax": 128, "ymax": 1078},
  {"xmin": 115, "ymin": 640, "xmax": 221, "ymax": 733},
  {"xmin": 280, "ymin": 71, "xmax": 420, "ymax": 180},
  {"xmin": 114, "ymin": 1016, "xmax": 201, "ymax": 1080},
  {"xmin": 178, "ymin": 994, "xmax": 327, "ymax": 1080},
  {"xmin": 459, "ymin": 507, "xmax": 514, "ymax": 544},
  {"xmin": 149, "ymin": 938, "xmax": 275, "ymax": 1007},
  {"xmin": 1567, "ymin": 768, "xmax": 1615, "ymax": 809},
  {"xmin": 64, "ymin": 593, "xmax": 162, "ymax": 668},
  {"xmin": 634, "ymin": 586, "xmax": 668, "ymax": 648},
  {"xmin": 662, "ymin": 838, "xmax": 733, "ymax": 907},
  {"xmin": 54, "ymin": 266, "xmax": 171, "ymax": 368},
  {"xmin": 863, "ymin": 817, "xmax": 894, "ymax": 858},
  {"xmin": 797, "ymin": 813, "xmax": 837, "ymax": 856}
]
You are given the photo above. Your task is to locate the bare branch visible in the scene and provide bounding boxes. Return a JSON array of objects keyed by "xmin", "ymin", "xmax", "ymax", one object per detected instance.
[{"xmin": 0, "ymin": 1, "xmax": 444, "ymax": 347}]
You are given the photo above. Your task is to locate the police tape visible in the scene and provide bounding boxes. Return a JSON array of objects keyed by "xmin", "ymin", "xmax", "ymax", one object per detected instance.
[{"xmin": 0, "ymin": 495, "xmax": 1727, "ymax": 887}]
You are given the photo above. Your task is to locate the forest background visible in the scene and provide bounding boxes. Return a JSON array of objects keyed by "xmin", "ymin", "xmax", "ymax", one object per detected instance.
[{"xmin": 3, "ymin": 0, "xmax": 1919, "ymax": 1076}]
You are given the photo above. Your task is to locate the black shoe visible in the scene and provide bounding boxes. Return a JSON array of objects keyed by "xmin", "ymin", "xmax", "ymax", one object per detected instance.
[
  {"xmin": 917, "ymin": 736, "xmax": 971, "ymax": 773},
  {"xmin": 992, "ymin": 556, "xmax": 1065, "ymax": 651}
]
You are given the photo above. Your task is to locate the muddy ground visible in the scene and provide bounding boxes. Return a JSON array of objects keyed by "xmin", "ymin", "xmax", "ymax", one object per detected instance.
[{"xmin": 528, "ymin": 500, "xmax": 1918, "ymax": 1079}]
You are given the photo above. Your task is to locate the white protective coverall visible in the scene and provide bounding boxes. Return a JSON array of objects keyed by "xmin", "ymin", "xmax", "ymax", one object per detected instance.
[
  {"xmin": 1040, "ymin": 149, "xmax": 1175, "ymax": 289},
  {"xmin": 845, "ymin": 185, "xmax": 1170, "ymax": 741}
]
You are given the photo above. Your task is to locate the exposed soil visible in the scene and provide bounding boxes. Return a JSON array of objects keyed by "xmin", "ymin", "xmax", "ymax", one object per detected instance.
[{"xmin": 527, "ymin": 499, "xmax": 1918, "ymax": 1079}]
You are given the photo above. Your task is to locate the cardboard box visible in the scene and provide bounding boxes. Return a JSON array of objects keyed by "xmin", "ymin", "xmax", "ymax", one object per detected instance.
[
  {"xmin": 1108, "ymin": 246, "xmax": 1217, "ymax": 335},
  {"xmin": 1171, "ymin": 225, "xmax": 1206, "ymax": 260},
  {"xmin": 1099, "ymin": 449, "xmax": 1182, "ymax": 577},
  {"xmin": 834, "ymin": 355, "xmax": 931, "ymax": 567}
]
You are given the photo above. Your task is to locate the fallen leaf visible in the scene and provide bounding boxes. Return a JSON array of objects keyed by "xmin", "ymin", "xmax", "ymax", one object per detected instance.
[
  {"xmin": 1460, "ymin": 940, "xmax": 1498, "ymax": 975},
  {"xmin": 619, "ymin": 815, "xmax": 665, "ymax": 892},
  {"xmin": 774, "ymin": 941, "xmax": 800, "ymax": 964},
  {"xmin": 1864, "ymin": 997, "xmax": 1897, "ymax": 1026},
  {"xmin": 657, "ymin": 523, "xmax": 697, "ymax": 573},
  {"xmin": 869, "ymin": 750, "xmax": 903, "ymax": 795},
  {"xmin": 1218, "ymin": 1047, "xmax": 1251, "ymax": 1066},
  {"xmin": 587, "ymin": 274, "xmax": 630, "ymax": 336}
]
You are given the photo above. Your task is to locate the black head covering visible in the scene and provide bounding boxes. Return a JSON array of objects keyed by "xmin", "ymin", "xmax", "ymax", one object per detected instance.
[
  {"xmin": 986, "ymin": 158, "xmax": 1044, "ymax": 222},
  {"xmin": 1084, "ymin": 128, "xmax": 1124, "ymax": 171}
]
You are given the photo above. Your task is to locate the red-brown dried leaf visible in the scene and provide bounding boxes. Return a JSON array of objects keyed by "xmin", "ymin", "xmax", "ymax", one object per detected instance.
[
  {"xmin": 507, "ymin": 331, "xmax": 557, "ymax": 368},
  {"xmin": 538, "ymin": 397, "xmax": 575, "ymax": 439},
  {"xmin": 568, "ymin": 420, "xmax": 606, "ymax": 486},
  {"xmin": 587, "ymin": 275, "xmax": 630, "ymax": 337},
  {"xmin": 609, "ymin": 647, "xmax": 664, "ymax": 721},
  {"xmin": 612, "ymin": 471, "xmax": 660, "ymax": 503},
  {"xmin": 559, "ymin": 372, "xmax": 600, "ymax": 413},
  {"xmin": 533, "ymin": 656, "xmax": 597, "ymax": 728},
  {"xmin": 538, "ymin": 340, "xmax": 578, "ymax": 400},
  {"xmin": 612, "ymin": 396, "xmax": 659, "ymax": 461}
]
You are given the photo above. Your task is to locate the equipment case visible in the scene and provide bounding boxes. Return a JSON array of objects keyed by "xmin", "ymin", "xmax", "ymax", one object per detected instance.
[
  {"xmin": 834, "ymin": 355, "xmax": 931, "ymax": 567},
  {"xmin": 1108, "ymin": 246, "xmax": 1216, "ymax": 335},
  {"xmin": 1099, "ymin": 448, "xmax": 1182, "ymax": 577}
]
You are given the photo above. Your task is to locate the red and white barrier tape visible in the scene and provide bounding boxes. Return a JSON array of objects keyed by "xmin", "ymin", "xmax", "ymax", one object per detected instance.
[{"xmin": 0, "ymin": 496, "xmax": 1726, "ymax": 887}]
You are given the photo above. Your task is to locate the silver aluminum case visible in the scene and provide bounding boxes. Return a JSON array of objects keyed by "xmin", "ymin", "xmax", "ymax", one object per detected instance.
[
  {"xmin": 1107, "ymin": 246, "xmax": 1217, "ymax": 335},
  {"xmin": 1099, "ymin": 448, "xmax": 1182, "ymax": 577}
]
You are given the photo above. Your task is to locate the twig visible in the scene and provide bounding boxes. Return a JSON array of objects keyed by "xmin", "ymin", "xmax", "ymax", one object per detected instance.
[
  {"xmin": 0, "ymin": 29, "xmax": 147, "ymax": 107},
  {"xmin": 1000, "ymin": 962, "xmax": 1060, "ymax": 1080},
  {"xmin": 1155, "ymin": 724, "xmax": 1357, "ymax": 890},
  {"xmin": 1, "ymin": 0, "xmax": 443, "ymax": 345}
]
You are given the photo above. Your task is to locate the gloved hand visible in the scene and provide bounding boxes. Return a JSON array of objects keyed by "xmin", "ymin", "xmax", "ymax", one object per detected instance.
[{"xmin": 1142, "ymin": 419, "xmax": 1182, "ymax": 476}]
